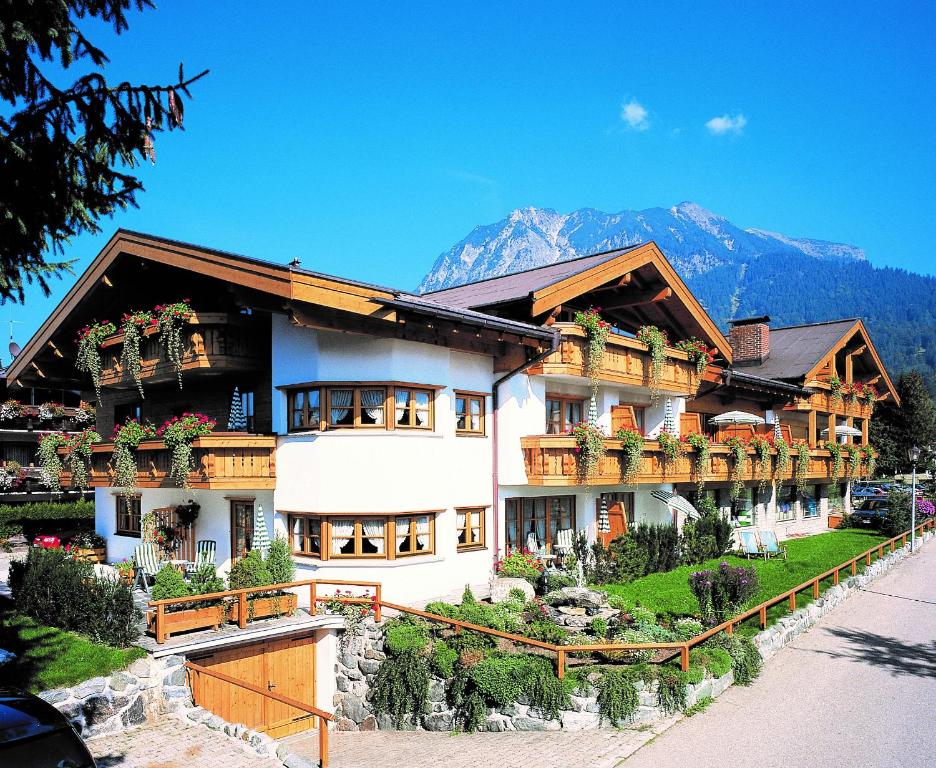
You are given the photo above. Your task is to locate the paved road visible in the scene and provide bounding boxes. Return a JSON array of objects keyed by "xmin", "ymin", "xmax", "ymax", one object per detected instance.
[{"xmin": 623, "ymin": 541, "xmax": 936, "ymax": 768}]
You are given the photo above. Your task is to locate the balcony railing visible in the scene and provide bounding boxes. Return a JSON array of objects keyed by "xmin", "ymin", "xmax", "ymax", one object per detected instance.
[
  {"xmin": 60, "ymin": 434, "xmax": 276, "ymax": 490},
  {"xmin": 526, "ymin": 324, "xmax": 710, "ymax": 393},
  {"xmin": 520, "ymin": 435, "xmax": 841, "ymax": 486},
  {"xmin": 0, "ymin": 405, "xmax": 94, "ymax": 433},
  {"xmin": 99, "ymin": 312, "xmax": 264, "ymax": 388},
  {"xmin": 791, "ymin": 390, "xmax": 874, "ymax": 419}
]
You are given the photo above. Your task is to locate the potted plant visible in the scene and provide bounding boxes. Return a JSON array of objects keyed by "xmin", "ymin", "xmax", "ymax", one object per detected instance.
[
  {"xmin": 636, "ymin": 325, "xmax": 669, "ymax": 403},
  {"xmin": 146, "ymin": 564, "xmax": 225, "ymax": 639},
  {"xmin": 120, "ymin": 309, "xmax": 156, "ymax": 397},
  {"xmin": 64, "ymin": 428, "xmax": 101, "ymax": 489},
  {"xmin": 114, "ymin": 558, "xmax": 136, "ymax": 585},
  {"xmin": 227, "ymin": 550, "xmax": 298, "ymax": 623},
  {"xmin": 112, "ymin": 418, "xmax": 156, "ymax": 501},
  {"xmin": 0, "ymin": 399, "xmax": 23, "ymax": 421},
  {"xmin": 72, "ymin": 402, "xmax": 96, "ymax": 426},
  {"xmin": 67, "ymin": 531, "xmax": 106, "ymax": 563},
  {"xmin": 0, "ymin": 461, "xmax": 22, "ymax": 491},
  {"xmin": 37, "ymin": 432, "xmax": 70, "ymax": 490},
  {"xmin": 570, "ymin": 421, "xmax": 606, "ymax": 485},
  {"xmin": 75, "ymin": 320, "xmax": 117, "ymax": 401},
  {"xmin": 37, "ymin": 401, "xmax": 66, "ymax": 422},
  {"xmin": 156, "ymin": 412, "xmax": 216, "ymax": 488},
  {"xmin": 155, "ymin": 300, "xmax": 193, "ymax": 388}
]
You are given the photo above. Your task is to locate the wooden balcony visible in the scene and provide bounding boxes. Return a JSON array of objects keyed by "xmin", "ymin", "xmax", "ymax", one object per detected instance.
[
  {"xmin": 526, "ymin": 324, "xmax": 713, "ymax": 393},
  {"xmin": 99, "ymin": 312, "xmax": 264, "ymax": 389},
  {"xmin": 789, "ymin": 390, "xmax": 874, "ymax": 419},
  {"xmin": 61, "ymin": 434, "xmax": 276, "ymax": 490},
  {"xmin": 520, "ymin": 435, "xmax": 839, "ymax": 487}
]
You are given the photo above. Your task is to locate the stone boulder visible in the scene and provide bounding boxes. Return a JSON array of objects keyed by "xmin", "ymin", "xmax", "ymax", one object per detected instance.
[
  {"xmin": 545, "ymin": 586, "xmax": 607, "ymax": 611},
  {"xmin": 489, "ymin": 577, "xmax": 535, "ymax": 604}
]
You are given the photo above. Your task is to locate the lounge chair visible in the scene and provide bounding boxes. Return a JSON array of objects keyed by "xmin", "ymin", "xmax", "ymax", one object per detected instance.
[
  {"xmin": 194, "ymin": 539, "xmax": 217, "ymax": 570},
  {"xmin": 133, "ymin": 542, "xmax": 161, "ymax": 593},
  {"xmin": 738, "ymin": 530, "xmax": 766, "ymax": 560},
  {"xmin": 553, "ymin": 528, "xmax": 574, "ymax": 565},
  {"xmin": 759, "ymin": 529, "xmax": 788, "ymax": 561}
]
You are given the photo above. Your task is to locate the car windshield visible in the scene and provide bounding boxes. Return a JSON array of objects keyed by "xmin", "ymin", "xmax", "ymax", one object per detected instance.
[{"xmin": 0, "ymin": 729, "xmax": 94, "ymax": 767}]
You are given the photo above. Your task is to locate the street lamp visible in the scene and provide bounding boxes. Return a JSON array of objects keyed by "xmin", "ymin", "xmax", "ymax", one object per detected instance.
[{"xmin": 909, "ymin": 446, "xmax": 921, "ymax": 552}]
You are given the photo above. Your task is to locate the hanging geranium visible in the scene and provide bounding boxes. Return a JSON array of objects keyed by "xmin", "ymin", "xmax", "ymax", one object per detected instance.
[
  {"xmin": 120, "ymin": 309, "xmax": 156, "ymax": 398},
  {"xmin": 75, "ymin": 320, "xmax": 117, "ymax": 402},
  {"xmin": 682, "ymin": 432, "xmax": 711, "ymax": 492},
  {"xmin": 675, "ymin": 337, "xmax": 715, "ymax": 396},
  {"xmin": 155, "ymin": 300, "xmax": 194, "ymax": 389},
  {"xmin": 749, "ymin": 434, "xmax": 772, "ymax": 492},
  {"xmin": 72, "ymin": 402, "xmax": 96, "ymax": 425},
  {"xmin": 112, "ymin": 419, "xmax": 157, "ymax": 502},
  {"xmin": 573, "ymin": 307, "xmax": 611, "ymax": 396},
  {"xmin": 0, "ymin": 461, "xmax": 23, "ymax": 491},
  {"xmin": 616, "ymin": 428, "xmax": 644, "ymax": 483},
  {"xmin": 724, "ymin": 436, "xmax": 748, "ymax": 500},
  {"xmin": 775, "ymin": 436, "xmax": 791, "ymax": 478},
  {"xmin": 657, "ymin": 428, "xmax": 684, "ymax": 477},
  {"xmin": 0, "ymin": 399, "xmax": 23, "ymax": 421},
  {"xmin": 826, "ymin": 440, "xmax": 843, "ymax": 483},
  {"xmin": 794, "ymin": 441, "xmax": 811, "ymax": 494},
  {"xmin": 828, "ymin": 375, "xmax": 843, "ymax": 404},
  {"xmin": 37, "ymin": 432, "xmax": 70, "ymax": 490},
  {"xmin": 636, "ymin": 325, "xmax": 669, "ymax": 404},
  {"xmin": 570, "ymin": 421, "xmax": 606, "ymax": 485},
  {"xmin": 860, "ymin": 444, "xmax": 876, "ymax": 479},
  {"xmin": 844, "ymin": 444, "xmax": 862, "ymax": 480},
  {"xmin": 64, "ymin": 429, "xmax": 101, "ymax": 489},
  {"xmin": 157, "ymin": 412, "xmax": 216, "ymax": 488},
  {"xmin": 38, "ymin": 401, "xmax": 66, "ymax": 421},
  {"xmin": 851, "ymin": 381, "xmax": 877, "ymax": 409}
]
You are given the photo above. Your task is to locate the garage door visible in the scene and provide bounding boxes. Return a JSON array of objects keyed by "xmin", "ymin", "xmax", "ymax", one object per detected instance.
[{"xmin": 190, "ymin": 635, "xmax": 316, "ymax": 738}]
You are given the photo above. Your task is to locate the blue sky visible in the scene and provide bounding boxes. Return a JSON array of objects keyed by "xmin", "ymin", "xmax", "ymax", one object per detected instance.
[{"xmin": 5, "ymin": 1, "xmax": 935, "ymax": 346}]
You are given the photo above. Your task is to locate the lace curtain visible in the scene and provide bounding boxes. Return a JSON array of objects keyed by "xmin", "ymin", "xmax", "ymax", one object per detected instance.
[
  {"xmin": 456, "ymin": 511, "xmax": 467, "ymax": 543},
  {"xmin": 395, "ymin": 389, "xmax": 410, "ymax": 425},
  {"xmin": 414, "ymin": 392, "xmax": 429, "ymax": 426},
  {"xmin": 361, "ymin": 388, "xmax": 385, "ymax": 424},
  {"xmin": 331, "ymin": 518, "xmax": 354, "ymax": 553},
  {"xmin": 291, "ymin": 517, "xmax": 303, "ymax": 551},
  {"xmin": 415, "ymin": 516, "xmax": 430, "ymax": 548},
  {"xmin": 330, "ymin": 389, "xmax": 352, "ymax": 423},
  {"xmin": 362, "ymin": 519, "xmax": 384, "ymax": 554}
]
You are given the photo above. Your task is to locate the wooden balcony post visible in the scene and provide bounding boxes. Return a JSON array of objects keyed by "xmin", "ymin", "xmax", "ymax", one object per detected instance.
[
  {"xmin": 309, "ymin": 582, "xmax": 317, "ymax": 616},
  {"xmin": 238, "ymin": 591, "xmax": 248, "ymax": 629}
]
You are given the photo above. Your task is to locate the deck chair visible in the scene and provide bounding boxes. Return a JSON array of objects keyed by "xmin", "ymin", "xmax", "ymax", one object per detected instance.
[
  {"xmin": 553, "ymin": 528, "xmax": 574, "ymax": 564},
  {"xmin": 738, "ymin": 530, "xmax": 766, "ymax": 560},
  {"xmin": 525, "ymin": 532, "xmax": 544, "ymax": 557},
  {"xmin": 194, "ymin": 540, "xmax": 217, "ymax": 570},
  {"xmin": 133, "ymin": 542, "xmax": 161, "ymax": 593},
  {"xmin": 759, "ymin": 530, "xmax": 788, "ymax": 561}
]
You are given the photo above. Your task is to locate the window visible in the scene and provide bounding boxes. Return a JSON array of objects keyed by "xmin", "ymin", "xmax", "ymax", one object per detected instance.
[
  {"xmin": 456, "ymin": 507, "xmax": 485, "ymax": 549},
  {"xmin": 114, "ymin": 402, "xmax": 141, "ymax": 427},
  {"xmin": 395, "ymin": 388, "xmax": 432, "ymax": 429},
  {"xmin": 801, "ymin": 485, "xmax": 820, "ymax": 518},
  {"xmin": 290, "ymin": 515, "xmax": 322, "ymax": 557},
  {"xmin": 231, "ymin": 500, "xmax": 255, "ymax": 563},
  {"xmin": 546, "ymin": 396, "xmax": 584, "ymax": 434},
  {"xmin": 395, "ymin": 515, "xmax": 434, "ymax": 556},
  {"xmin": 116, "ymin": 495, "xmax": 141, "ymax": 537},
  {"xmin": 505, "ymin": 496, "xmax": 576, "ymax": 551},
  {"xmin": 730, "ymin": 488, "xmax": 754, "ymax": 527},
  {"xmin": 286, "ymin": 384, "xmax": 435, "ymax": 432},
  {"xmin": 455, "ymin": 393, "xmax": 485, "ymax": 435},
  {"xmin": 777, "ymin": 486, "xmax": 796, "ymax": 522},
  {"xmin": 331, "ymin": 518, "xmax": 386, "ymax": 557},
  {"xmin": 239, "ymin": 389, "xmax": 255, "ymax": 432}
]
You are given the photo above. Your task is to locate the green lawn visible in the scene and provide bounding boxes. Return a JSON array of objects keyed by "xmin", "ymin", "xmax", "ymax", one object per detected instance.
[
  {"xmin": 0, "ymin": 601, "xmax": 146, "ymax": 693},
  {"xmin": 600, "ymin": 529, "xmax": 889, "ymax": 621}
]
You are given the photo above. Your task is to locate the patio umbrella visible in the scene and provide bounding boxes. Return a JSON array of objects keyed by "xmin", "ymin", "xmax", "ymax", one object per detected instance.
[
  {"xmin": 227, "ymin": 387, "xmax": 247, "ymax": 431},
  {"xmin": 773, "ymin": 416, "xmax": 783, "ymax": 441},
  {"xmin": 597, "ymin": 495, "xmax": 611, "ymax": 534},
  {"xmin": 663, "ymin": 397, "xmax": 676, "ymax": 434},
  {"xmin": 251, "ymin": 503, "xmax": 270, "ymax": 557},
  {"xmin": 820, "ymin": 425, "xmax": 863, "ymax": 438},
  {"xmin": 709, "ymin": 411, "xmax": 765, "ymax": 426},
  {"xmin": 651, "ymin": 490, "xmax": 702, "ymax": 521},
  {"xmin": 587, "ymin": 394, "xmax": 598, "ymax": 427}
]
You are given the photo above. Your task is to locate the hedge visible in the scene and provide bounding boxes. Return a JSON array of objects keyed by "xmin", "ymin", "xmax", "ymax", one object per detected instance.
[{"xmin": 0, "ymin": 500, "xmax": 95, "ymax": 538}]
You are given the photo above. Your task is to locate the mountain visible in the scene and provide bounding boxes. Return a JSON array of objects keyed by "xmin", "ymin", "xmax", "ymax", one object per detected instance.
[{"xmin": 419, "ymin": 203, "xmax": 936, "ymax": 388}]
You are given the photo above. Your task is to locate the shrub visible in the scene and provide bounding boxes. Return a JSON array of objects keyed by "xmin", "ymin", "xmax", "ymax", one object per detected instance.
[
  {"xmin": 468, "ymin": 654, "xmax": 569, "ymax": 720},
  {"xmin": 495, "ymin": 549, "xmax": 543, "ymax": 585},
  {"xmin": 673, "ymin": 617, "xmax": 704, "ymax": 641},
  {"xmin": 385, "ymin": 618, "xmax": 431, "ymax": 655},
  {"xmin": 595, "ymin": 668, "xmax": 639, "ymax": 724},
  {"xmin": 227, "ymin": 550, "xmax": 272, "ymax": 590},
  {"xmin": 372, "ymin": 650, "xmax": 430, "ymax": 727},
  {"xmin": 10, "ymin": 546, "xmax": 140, "ymax": 647},
  {"xmin": 656, "ymin": 666, "xmax": 688, "ymax": 714},
  {"xmin": 690, "ymin": 647, "xmax": 733, "ymax": 679},
  {"xmin": 187, "ymin": 564, "xmax": 225, "ymax": 606},
  {"xmin": 0, "ymin": 500, "xmax": 94, "ymax": 538},
  {"xmin": 430, "ymin": 640, "xmax": 458, "ymax": 678},
  {"xmin": 589, "ymin": 616, "xmax": 609, "ymax": 638},
  {"xmin": 631, "ymin": 522, "xmax": 681, "ymax": 575},
  {"xmin": 424, "ymin": 600, "xmax": 458, "ymax": 618},
  {"xmin": 680, "ymin": 506, "xmax": 731, "ymax": 564},
  {"xmin": 525, "ymin": 620, "xmax": 567, "ymax": 644},
  {"xmin": 151, "ymin": 564, "xmax": 191, "ymax": 603},
  {"xmin": 544, "ymin": 571, "xmax": 577, "ymax": 590},
  {"xmin": 606, "ymin": 628, "xmax": 653, "ymax": 663},
  {"xmin": 689, "ymin": 562, "xmax": 759, "ymax": 625},
  {"xmin": 265, "ymin": 536, "xmax": 296, "ymax": 585},
  {"xmin": 586, "ymin": 537, "xmax": 617, "ymax": 585},
  {"xmin": 711, "ymin": 633, "xmax": 762, "ymax": 684},
  {"xmin": 607, "ymin": 534, "xmax": 648, "ymax": 583},
  {"xmin": 456, "ymin": 599, "xmax": 521, "ymax": 633},
  {"xmin": 879, "ymin": 489, "xmax": 911, "ymax": 537}
]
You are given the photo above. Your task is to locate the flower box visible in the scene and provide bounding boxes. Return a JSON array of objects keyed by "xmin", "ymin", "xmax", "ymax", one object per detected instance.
[
  {"xmin": 228, "ymin": 592, "xmax": 298, "ymax": 623},
  {"xmin": 828, "ymin": 514, "xmax": 843, "ymax": 529},
  {"xmin": 72, "ymin": 546, "xmax": 106, "ymax": 563},
  {"xmin": 147, "ymin": 604, "xmax": 225, "ymax": 640}
]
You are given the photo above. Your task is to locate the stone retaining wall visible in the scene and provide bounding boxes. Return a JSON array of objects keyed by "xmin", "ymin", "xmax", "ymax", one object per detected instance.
[{"xmin": 334, "ymin": 531, "xmax": 933, "ymax": 732}]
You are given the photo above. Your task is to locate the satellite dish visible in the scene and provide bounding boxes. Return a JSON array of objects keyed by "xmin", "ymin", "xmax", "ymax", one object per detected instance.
[{"xmin": 8, "ymin": 342, "xmax": 20, "ymax": 358}]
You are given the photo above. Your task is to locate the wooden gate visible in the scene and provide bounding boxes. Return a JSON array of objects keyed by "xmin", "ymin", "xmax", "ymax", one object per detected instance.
[{"xmin": 189, "ymin": 635, "xmax": 317, "ymax": 738}]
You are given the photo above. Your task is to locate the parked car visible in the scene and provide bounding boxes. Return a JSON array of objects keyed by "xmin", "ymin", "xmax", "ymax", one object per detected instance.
[
  {"xmin": 0, "ymin": 686, "xmax": 96, "ymax": 767},
  {"xmin": 851, "ymin": 498, "xmax": 889, "ymax": 527}
]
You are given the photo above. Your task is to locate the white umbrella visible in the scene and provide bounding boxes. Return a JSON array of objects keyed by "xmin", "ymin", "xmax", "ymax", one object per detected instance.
[
  {"xmin": 587, "ymin": 395, "xmax": 598, "ymax": 427},
  {"xmin": 597, "ymin": 495, "xmax": 611, "ymax": 534},
  {"xmin": 773, "ymin": 416, "xmax": 782, "ymax": 441},
  {"xmin": 227, "ymin": 386, "xmax": 247, "ymax": 431},
  {"xmin": 821, "ymin": 425, "xmax": 863, "ymax": 438},
  {"xmin": 709, "ymin": 411, "xmax": 765, "ymax": 426},
  {"xmin": 663, "ymin": 397, "xmax": 676, "ymax": 434},
  {"xmin": 651, "ymin": 490, "xmax": 701, "ymax": 520},
  {"xmin": 251, "ymin": 503, "xmax": 270, "ymax": 557}
]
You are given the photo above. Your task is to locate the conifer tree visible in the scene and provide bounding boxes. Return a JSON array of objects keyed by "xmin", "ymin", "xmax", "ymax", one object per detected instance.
[{"xmin": 870, "ymin": 371, "xmax": 936, "ymax": 475}]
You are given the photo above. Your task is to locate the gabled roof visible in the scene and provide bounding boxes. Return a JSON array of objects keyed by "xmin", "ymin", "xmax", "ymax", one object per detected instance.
[
  {"xmin": 7, "ymin": 230, "xmax": 553, "ymax": 385},
  {"xmin": 424, "ymin": 242, "xmax": 733, "ymax": 365}
]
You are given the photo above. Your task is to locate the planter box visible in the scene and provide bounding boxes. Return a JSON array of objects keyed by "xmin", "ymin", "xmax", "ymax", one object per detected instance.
[
  {"xmin": 72, "ymin": 547, "xmax": 106, "ymax": 563},
  {"xmin": 228, "ymin": 592, "xmax": 298, "ymax": 623},
  {"xmin": 147, "ymin": 604, "xmax": 224, "ymax": 640},
  {"xmin": 828, "ymin": 514, "xmax": 843, "ymax": 529}
]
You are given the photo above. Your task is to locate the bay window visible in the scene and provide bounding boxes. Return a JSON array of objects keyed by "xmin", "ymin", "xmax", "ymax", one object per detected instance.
[
  {"xmin": 395, "ymin": 514, "xmax": 435, "ymax": 556},
  {"xmin": 285, "ymin": 383, "xmax": 435, "ymax": 432},
  {"xmin": 288, "ymin": 513, "xmax": 438, "ymax": 560}
]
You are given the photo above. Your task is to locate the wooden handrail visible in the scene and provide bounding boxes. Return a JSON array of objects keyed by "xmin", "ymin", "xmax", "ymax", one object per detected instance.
[
  {"xmin": 148, "ymin": 577, "xmax": 380, "ymax": 607},
  {"xmin": 185, "ymin": 661, "xmax": 331, "ymax": 767}
]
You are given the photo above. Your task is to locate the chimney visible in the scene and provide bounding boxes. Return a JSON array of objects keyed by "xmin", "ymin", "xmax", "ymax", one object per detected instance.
[{"xmin": 728, "ymin": 316, "xmax": 770, "ymax": 365}]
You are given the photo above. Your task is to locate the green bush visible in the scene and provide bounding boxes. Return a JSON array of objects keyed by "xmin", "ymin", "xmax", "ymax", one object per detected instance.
[
  {"xmin": 673, "ymin": 617, "xmax": 704, "ymax": 640},
  {"xmin": 631, "ymin": 522, "xmax": 681, "ymax": 575},
  {"xmin": 430, "ymin": 640, "xmax": 458, "ymax": 678},
  {"xmin": 9, "ymin": 546, "xmax": 140, "ymax": 647},
  {"xmin": 0, "ymin": 500, "xmax": 94, "ymax": 538},
  {"xmin": 656, "ymin": 666, "xmax": 688, "ymax": 714},
  {"xmin": 385, "ymin": 618, "xmax": 431, "ymax": 655},
  {"xmin": 595, "ymin": 668, "xmax": 639, "ymax": 724},
  {"xmin": 265, "ymin": 536, "xmax": 296, "ymax": 585},
  {"xmin": 711, "ymin": 633, "xmax": 762, "ymax": 684},
  {"xmin": 227, "ymin": 550, "xmax": 272, "ymax": 590},
  {"xmin": 372, "ymin": 650, "xmax": 430, "ymax": 727},
  {"xmin": 544, "ymin": 571, "xmax": 577, "ymax": 590},
  {"xmin": 690, "ymin": 647, "xmax": 732, "ymax": 679},
  {"xmin": 606, "ymin": 628, "xmax": 653, "ymax": 663},
  {"xmin": 683, "ymin": 504, "xmax": 733, "ymax": 561},
  {"xmin": 468, "ymin": 654, "xmax": 569, "ymax": 719},
  {"xmin": 423, "ymin": 600, "xmax": 458, "ymax": 618},
  {"xmin": 151, "ymin": 564, "xmax": 191, "ymax": 603},
  {"xmin": 189, "ymin": 564, "xmax": 225, "ymax": 595},
  {"xmin": 607, "ymin": 534, "xmax": 649, "ymax": 583},
  {"xmin": 495, "ymin": 550, "xmax": 543, "ymax": 585},
  {"xmin": 689, "ymin": 563, "xmax": 759, "ymax": 625},
  {"xmin": 879, "ymin": 489, "xmax": 911, "ymax": 537},
  {"xmin": 589, "ymin": 617, "xmax": 609, "ymax": 638},
  {"xmin": 524, "ymin": 620, "xmax": 567, "ymax": 644}
]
